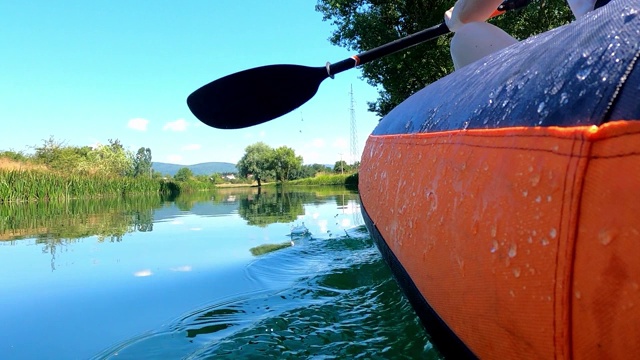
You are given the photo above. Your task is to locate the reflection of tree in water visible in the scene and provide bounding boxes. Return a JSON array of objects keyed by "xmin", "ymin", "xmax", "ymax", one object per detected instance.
[
  {"xmin": 0, "ymin": 196, "xmax": 162, "ymax": 270},
  {"xmin": 237, "ymin": 188, "xmax": 316, "ymax": 227}
]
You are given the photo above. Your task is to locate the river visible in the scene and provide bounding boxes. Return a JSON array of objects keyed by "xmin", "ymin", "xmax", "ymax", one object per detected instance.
[{"xmin": 0, "ymin": 186, "xmax": 441, "ymax": 359}]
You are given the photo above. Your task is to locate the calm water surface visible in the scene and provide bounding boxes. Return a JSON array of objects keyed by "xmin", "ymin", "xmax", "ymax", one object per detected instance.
[{"xmin": 0, "ymin": 187, "xmax": 440, "ymax": 359}]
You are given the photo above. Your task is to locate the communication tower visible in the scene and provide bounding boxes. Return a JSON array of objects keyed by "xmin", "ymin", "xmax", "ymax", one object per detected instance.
[{"xmin": 349, "ymin": 84, "xmax": 358, "ymax": 165}]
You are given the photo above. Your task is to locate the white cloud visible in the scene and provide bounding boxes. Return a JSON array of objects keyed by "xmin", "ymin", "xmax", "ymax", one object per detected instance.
[
  {"xmin": 134, "ymin": 269, "xmax": 153, "ymax": 277},
  {"xmin": 170, "ymin": 265, "xmax": 193, "ymax": 272},
  {"xmin": 163, "ymin": 118, "xmax": 188, "ymax": 132},
  {"xmin": 182, "ymin": 144, "xmax": 201, "ymax": 151},
  {"xmin": 128, "ymin": 118, "xmax": 149, "ymax": 131}
]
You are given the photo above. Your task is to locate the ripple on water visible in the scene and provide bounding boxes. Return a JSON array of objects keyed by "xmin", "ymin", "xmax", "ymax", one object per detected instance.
[{"xmin": 92, "ymin": 227, "xmax": 439, "ymax": 360}]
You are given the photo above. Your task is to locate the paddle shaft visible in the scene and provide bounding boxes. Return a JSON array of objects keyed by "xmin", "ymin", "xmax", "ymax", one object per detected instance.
[
  {"xmin": 327, "ymin": 0, "xmax": 533, "ymax": 77},
  {"xmin": 187, "ymin": 0, "xmax": 534, "ymax": 129}
]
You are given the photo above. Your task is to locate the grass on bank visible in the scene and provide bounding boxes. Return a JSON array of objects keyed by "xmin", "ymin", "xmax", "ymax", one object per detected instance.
[{"xmin": 287, "ymin": 173, "xmax": 358, "ymax": 187}]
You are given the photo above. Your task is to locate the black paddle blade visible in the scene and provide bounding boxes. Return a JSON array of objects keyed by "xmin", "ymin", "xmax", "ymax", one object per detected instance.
[{"xmin": 187, "ymin": 64, "xmax": 329, "ymax": 129}]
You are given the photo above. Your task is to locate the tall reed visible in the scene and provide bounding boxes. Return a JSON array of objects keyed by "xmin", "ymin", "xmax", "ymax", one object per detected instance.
[{"xmin": 0, "ymin": 169, "xmax": 161, "ymax": 203}]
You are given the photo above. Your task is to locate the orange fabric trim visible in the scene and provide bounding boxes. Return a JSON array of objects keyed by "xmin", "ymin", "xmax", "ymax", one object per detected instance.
[{"xmin": 359, "ymin": 120, "xmax": 640, "ymax": 359}]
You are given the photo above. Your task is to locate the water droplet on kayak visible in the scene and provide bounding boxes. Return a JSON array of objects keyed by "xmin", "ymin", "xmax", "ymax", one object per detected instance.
[
  {"xmin": 599, "ymin": 229, "xmax": 617, "ymax": 245},
  {"xmin": 622, "ymin": 7, "xmax": 638, "ymax": 23},
  {"xmin": 550, "ymin": 228, "xmax": 557, "ymax": 239},
  {"xmin": 559, "ymin": 92, "xmax": 569, "ymax": 105},
  {"xmin": 537, "ymin": 102, "xmax": 548, "ymax": 117},
  {"xmin": 513, "ymin": 267, "xmax": 521, "ymax": 278},
  {"xmin": 508, "ymin": 244, "xmax": 517, "ymax": 258},
  {"xmin": 491, "ymin": 224, "xmax": 498, "ymax": 238},
  {"xmin": 490, "ymin": 240, "xmax": 499, "ymax": 253},
  {"xmin": 535, "ymin": 195, "xmax": 542, "ymax": 203},
  {"xmin": 530, "ymin": 173, "xmax": 541, "ymax": 187},
  {"xmin": 575, "ymin": 291, "xmax": 582, "ymax": 299},
  {"xmin": 541, "ymin": 237, "xmax": 550, "ymax": 246},
  {"xmin": 576, "ymin": 67, "xmax": 591, "ymax": 80}
]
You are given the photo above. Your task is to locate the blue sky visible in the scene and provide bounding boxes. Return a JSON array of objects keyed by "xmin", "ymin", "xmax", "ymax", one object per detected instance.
[{"xmin": 1, "ymin": 1, "xmax": 381, "ymax": 165}]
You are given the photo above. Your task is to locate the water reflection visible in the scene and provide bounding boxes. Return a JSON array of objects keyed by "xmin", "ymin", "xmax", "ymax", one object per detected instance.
[{"xmin": 0, "ymin": 187, "xmax": 360, "ymax": 270}]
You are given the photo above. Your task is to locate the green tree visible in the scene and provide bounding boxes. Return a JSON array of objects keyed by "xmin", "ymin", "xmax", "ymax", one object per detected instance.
[
  {"xmin": 237, "ymin": 142, "xmax": 274, "ymax": 187},
  {"xmin": 0, "ymin": 150, "xmax": 29, "ymax": 162},
  {"xmin": 174, "ymin": 167, "xmax": 194, "ymax": 182},
  {"xmin": 133, "ymin": 147, "xmax": 152, "ymax": 178},
  {"xmin": 316, "ymin": 0, "xmax": 573, "ymax": 117},
  {"xmin": 33, "ymin": 136, "xmax": 93, "ymax": 172},
  {"xmin": 271, "ymin": 146, "xmax": 303, "ymax": 182},
  {"xmin": 81, "ymin": 139, "xmax": 133, "ymax": 176},
  {"xmin": 333, "ymin": 160, "xmax": 350, "ymax": 174}
]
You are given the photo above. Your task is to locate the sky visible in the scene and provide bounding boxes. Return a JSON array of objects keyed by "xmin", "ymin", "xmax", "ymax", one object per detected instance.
[{"xmin": 1, "ymin": 1, "xmax": 382, "ymax": 166}]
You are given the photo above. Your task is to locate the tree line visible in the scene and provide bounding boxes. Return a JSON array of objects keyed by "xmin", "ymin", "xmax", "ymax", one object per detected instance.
[
  {"xmin": 2, "ymin": 136, "xmax": 153, "ymax": 179},
  {"xmin": 236, "ymin": 142, "xmax": 356, "ymax": 186},
  {"xmin": 315, "ymin": 0, "xmax": 574, "ymax": 116}
]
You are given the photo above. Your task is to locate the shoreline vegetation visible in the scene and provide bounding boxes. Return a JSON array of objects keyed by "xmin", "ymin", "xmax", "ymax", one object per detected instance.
[
  {"xmin": 1, "ymin": 158, "xmax": 358, "ymax": 204},
  {"xmin": 1, "ymin": 139, "xmax": 359, "ymax": 203}
]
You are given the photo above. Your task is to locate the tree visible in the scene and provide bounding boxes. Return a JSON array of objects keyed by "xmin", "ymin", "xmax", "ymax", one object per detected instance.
[
  {"xmin": 33, "ymin": 136, "xmax": 93, "ymax": 172},
  {"xmin": 293, "ymin": 163, "xmax": 330, "ymax": 179},
  {"xmin": 271, "ymin": 146, "xmax": 303, "ymax": 182},
  {"xmin": 237, "ymin": 142, "xmax": 274, "ymax": 187},
  {"xmin": 81, "ymin": 139, "xmax": 133, "ymax": 176},
  {"xmin": 316, "ymin": 0, "xmax": 574, "ymax": 117},
  {"xmin": 174, "ymin": 167, "xmax": 194, "ymax": 182},
  {"xmin": 133, "ymin": 147, "xmax": 152, "ymax": 178},
  {"xmin": 334, "ymin": 160, "xmax": 350, "ymax": 174}
]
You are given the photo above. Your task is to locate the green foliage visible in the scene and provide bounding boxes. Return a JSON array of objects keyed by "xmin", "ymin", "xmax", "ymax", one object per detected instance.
[
  {"xmin": 333, "ymin": 160, "xmax": 353, "ymax": 173},
  {"xmin": 271, "ymin": 146, "xmax": 303, "ymax": 182},
  {"xmin": 81, "ymin": 139, "xmax": 133, "ymax": 177},
  {"xmin": 33, "ymin": 136, "xmax": 92, "ymax": 172},
  {"xmin": 236, "ymin": 142, "xmax": 276, "ymax": 186},
  {"xmin": 316, "ymin": 0, "xmax": 574, "ymax": 117},
  {"xmin": 133, "ymin": 147, "xmax": 153, "ymax": 178},
  {"xmin": 288, "ymin": 173, "xmax": 352, "ymax": 186},
  {"xmin": 174, "ymin": 167, "xmax": 194, "ymax": 182},
  {"xmin": 237, "ymin": 143, "xmax": 313, "ymax": 185},
  {"xmin": 238, "ymin": 142, "xmax": 275, "ymax": 185},
  {"xmin": 291, "ymin": 163, "xmax": 330, "ymax": 179},
  {"xmin": 0, "ymin": 150, "xmax": 29, "ymax": 162},
  {"xmin": 345, "ymin": 172, "xmax": 359, "ymax": 189}
]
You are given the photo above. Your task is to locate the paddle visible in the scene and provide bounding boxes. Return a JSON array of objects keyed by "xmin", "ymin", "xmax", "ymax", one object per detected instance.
[{"xmin": 187, "ymin": 0, "xmax": 532, "ymax": 130}]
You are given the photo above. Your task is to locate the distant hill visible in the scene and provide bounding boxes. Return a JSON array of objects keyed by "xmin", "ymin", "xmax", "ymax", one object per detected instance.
[{"xmin": 152, "ymin": 162, "xmax": 237, "ymax": 176}]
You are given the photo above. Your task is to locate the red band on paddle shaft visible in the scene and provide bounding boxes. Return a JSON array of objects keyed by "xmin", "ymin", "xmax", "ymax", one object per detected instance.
[
  {"xmin": 351, "ymin": 55, "xmax": 361, "ymax": 66},
  {"xmin": 490, "ymin": 9, "xmax": 506, "ymax": 17}
]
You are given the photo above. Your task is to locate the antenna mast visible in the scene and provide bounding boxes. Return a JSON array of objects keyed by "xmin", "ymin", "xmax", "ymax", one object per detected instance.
[{"xmin": 349, "ymin": 84, "xmax": 358, "ymax": 166}]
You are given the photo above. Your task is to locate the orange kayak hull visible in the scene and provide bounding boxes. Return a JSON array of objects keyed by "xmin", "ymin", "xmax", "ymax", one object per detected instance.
[{"xmin": 360, "ymin": 121, "xmax": 640, "ymax": 358}]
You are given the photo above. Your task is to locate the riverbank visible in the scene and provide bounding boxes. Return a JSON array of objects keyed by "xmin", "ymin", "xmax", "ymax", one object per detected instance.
[{"xmin": 215, "ymin": 173, "xmax": 358, "ymax": 188}]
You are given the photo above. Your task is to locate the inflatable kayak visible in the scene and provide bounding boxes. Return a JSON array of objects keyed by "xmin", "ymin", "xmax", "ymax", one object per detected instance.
[{"xmin": 359, "ymin": 0, "xmax": 640, "ymax": 358}]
